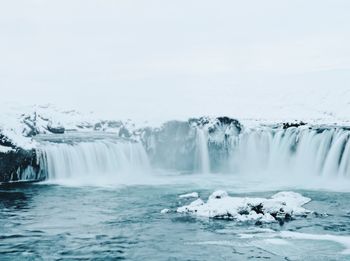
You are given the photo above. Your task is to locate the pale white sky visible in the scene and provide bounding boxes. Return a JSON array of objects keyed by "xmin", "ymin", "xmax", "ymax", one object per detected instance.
[{"xmin": 1, "ymin": 0, "xmax": 350, "ymax": 122}]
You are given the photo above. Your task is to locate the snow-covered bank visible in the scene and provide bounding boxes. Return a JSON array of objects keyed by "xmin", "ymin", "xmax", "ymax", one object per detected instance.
[
  {"xmin": 175, "ymin": 191, "xmax": 311, "ymax": 224},
  {"xmin": 0, "ymin": 104, "xmax": 141, "ymax": 150}
]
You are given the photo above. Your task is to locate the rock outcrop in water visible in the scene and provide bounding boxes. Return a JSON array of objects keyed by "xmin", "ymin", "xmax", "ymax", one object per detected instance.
[{"xmin": 176, "ymin": 191, "xmax": 312, "ymax": 225}]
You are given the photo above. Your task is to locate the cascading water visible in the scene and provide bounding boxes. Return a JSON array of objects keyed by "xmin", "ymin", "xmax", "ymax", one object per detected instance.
[
  {"xmin": 195, "ymin": 128, "xmax": 210, "ymax": 173},
  {"xmin": 31, "ymin": 122, "xmax": 350, "ymax": 187},
  {"xmin": 38, "ymin": 139, "xmax": 150, "ymax": 183},
  {"xmin": 228, "ymin": 127, "xmax": 350, "ymax": 179}
]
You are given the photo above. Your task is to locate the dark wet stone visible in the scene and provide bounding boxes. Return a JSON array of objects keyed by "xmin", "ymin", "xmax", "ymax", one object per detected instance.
[
  {"xmin": 282, "ymin": 121, "xmax": 307, "ymax": 129},
  {"xmin": 251, "ymin": 203, "xmax": 264, "ymax": 215},
  {"xmin": 0, "ymin": 148, "xmax": 44, "ymax": 183},
  {"xmin": 119, "ymin": 127, "xmax": 131, "ymax": 138},
  {"xmin": 217, "ymin": 117, "xmax": 242, "ymax": 132},
  {"xmin": 0, "ymin": 132, "xmax": 45, "ymax": 183},
  {"xmin": 47, "ymin": 125, "xmax": 65, "ymax": 134}
]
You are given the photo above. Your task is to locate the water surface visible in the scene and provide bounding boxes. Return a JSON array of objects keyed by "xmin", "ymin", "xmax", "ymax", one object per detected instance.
[{"xmin": 1, "ymin": 179, "xmax": 350, "ymax": 260}]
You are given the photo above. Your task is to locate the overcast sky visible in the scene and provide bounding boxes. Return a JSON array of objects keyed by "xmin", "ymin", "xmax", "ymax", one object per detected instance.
[{"xmin": 1, "ymin": 0, "xmax": 350, "ymax": 121}]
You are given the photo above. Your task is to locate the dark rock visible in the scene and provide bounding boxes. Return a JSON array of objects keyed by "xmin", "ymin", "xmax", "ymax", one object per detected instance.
[
  {"xmin": 118, "ymin": 126, "xmax": 131, "ymax": 138},
  {"xmin": 0, "ymin": 148, "xmax": 44, "ymax": 183},
  {"xmin": 250, "ymin": 203, "xmax": 264, "ymax": 215},
  {"xmin": 217, "ymin": 117, "xmax": 242, "ymax": 132},
  {"xmin": 285, "ymin": 213, "xmax": 292, "ymax": 221},
  {"xmin": 0, "ymin": 131, "xmax": 44, "ymax": 183},
  {"xmin": 94, "ymin": 122, "xmax": 104, "ymax": 131},
  {"xmin": 188, "ymin": 117, "xmax": 210, "ymax": 127},
  {"xmin": 47, "ymin": 125, "xmax": 65, "ymax": 134},
  {"xmin": 76, "ymin": 122, "xmax": 94, "ymax": 129},
  {"xmin": 238, "ymin": 209, "xmax": 250, "ymax": 215},
  {"xmin": 0, "ymin": 133, "xmax": 15, "ymax": 148},
  {"xmin": 282, "ymin": 121, "xmax": 307, "ymax": 129},
  {"xmin": 107, "ymin": 121, "xmax": 122, "ymax": 128}
]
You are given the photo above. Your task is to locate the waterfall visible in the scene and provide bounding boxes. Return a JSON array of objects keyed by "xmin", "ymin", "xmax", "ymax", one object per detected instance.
[
  {"xmin": 195, "ymin": 128, "xmax": 210, "ymax": 173},
  {"xmin": 229, "ymin": 127, "xmax": 350, "ymax": 178},
  {"xmin": 34, "ymin": 125, "xmax": 350, "ymax": 184},
  {"xmin": 38, "ymin": 140, "xmax": 150, "ymax": 182}
]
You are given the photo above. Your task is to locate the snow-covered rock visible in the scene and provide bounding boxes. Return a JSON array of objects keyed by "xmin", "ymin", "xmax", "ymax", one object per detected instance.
[
  {"xmin": 208, "ymin": 190, "xmax": 228, "ymax": 200},
  {"xmin": 177, "ymin": 199, "xmax": 205, "ymax": 211},
  {"xmin": 176, "ymin": 190, "xmax": 311, "ymax": 224}
]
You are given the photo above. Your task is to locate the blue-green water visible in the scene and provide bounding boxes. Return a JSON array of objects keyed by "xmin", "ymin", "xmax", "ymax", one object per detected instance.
[{"xmin": 1, "ymin": 179, "xmax": 350, "ymax": 260}]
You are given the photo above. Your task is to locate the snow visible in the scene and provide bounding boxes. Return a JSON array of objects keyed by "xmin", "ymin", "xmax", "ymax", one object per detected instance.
[
  {"xmin": 180, "ymin": 198, "xmax": 205, "ymax": 209},
  {"xmin": 176, "ymin": 190, "xmax": 311, "ymax": 223},
  {"xmin": 0, "ymin": 128, "xmax": 36, "ymax": 150},
  {"xmin": 179, "ymin": 192, "xmax": 199, "ymax": 199},
  {"xmin": 0, "ymin": 145, "xmax": 14, "ymax": 153},
  {"xmin": 160, "ymin": 209, "xmax": 170, "ymax": 214},
  {"xmin": 208, "ymin": 190, "xmax": 228, "ymax": 200},
  {"xmin": 0, "ymin": 104, "xmax": 141, "ymax": 150},
  {"xmin": 270, "ymin": 191, "xmax": 312, "ymax": 215}
]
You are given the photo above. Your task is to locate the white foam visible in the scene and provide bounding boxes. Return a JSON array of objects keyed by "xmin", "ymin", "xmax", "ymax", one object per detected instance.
[
  {"xmin": 264, "ymin": 238, "xmax": 290, "ymax": 245},
  {"xmin": 240, "ymin": 230, "xmax": 350, "ymax": 255},
  {"xmin": 279, "ymin": 231, "xmax": 350, "ymax": 255},
  {"xmin": 179, "ymin": 192, "xmax": 199, "ymax": 199}
]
